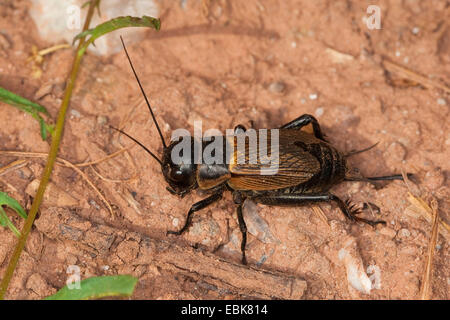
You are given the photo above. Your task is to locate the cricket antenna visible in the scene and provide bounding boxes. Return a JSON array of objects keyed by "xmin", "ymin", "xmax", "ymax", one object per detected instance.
[
  {"xmin": 344, "ymin": 142, "xmax": 379, "ymax": 158},
  {"xmin": 120, "ymin": 36, "xmax": 167, "ymax": 148},
  {"xmin": 344, "ymin": 173, "xmax": 413, "ymax": 183},
  {"xmin": 109, "ymin": 125, "xmax": 163, "ymax": 166}
]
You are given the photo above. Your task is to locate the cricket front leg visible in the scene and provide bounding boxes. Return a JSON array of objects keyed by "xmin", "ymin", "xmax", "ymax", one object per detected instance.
[
  {"xmin": 167, "ymin": 192, "xmax": 223, "ymax": 236},
  {"xmin": 236, "ymin": 203, "xmax": 248, "ymax": 265},
  {"xmin": 233, "ymin": 191, "xmax": 248, "ymax": 265}
]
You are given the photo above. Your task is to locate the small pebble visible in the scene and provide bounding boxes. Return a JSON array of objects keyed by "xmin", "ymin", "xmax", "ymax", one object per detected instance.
[
  {"xmin": 437, "ymin": 98, "xmax": 447, "ymax": 106},
  {"xmin": 89, "ymin": 199, "xmax": 100, "ymax": 210},
  {"xmin": 172, "ymin": 217, "xmax": 179, "ymax": 227},
  {"xmin": 424, "ymin": 169, "xmax": 444, "ymax": 190},
  {"xmin": 412, "ymin": 27, "xmax": 420, "ymax": 35},
  {"xmin": 70, "ymin": 109, "xmax": 81, "ymax": 118},
  {"xmin": 339, "ymin": 238, "xmax": 372, "ymax": 294},
  {"xmin": 268, "ymin": 81, "xmax": 286, "ymax": 93},
  {"xmin": 309, "ymin": 93, "xmax": 318, "ymax": 100},
  {"xmin": 97, "ymin": 115, "xmax": 108, "ymax": 125},
  {"xmin": 379, "ymin": 227, "xmax": 396, "ymax": 238},
  {"xmin": 180, "ymin": 0, "xmax": 188, "ymax": 10},
  {"xmin": 397, "ymin": 228, "xmax": 411, "ymax": 239},
  {"xmin": 367, "ymin": 265, "xmax": 381, "ymax": 290},
  {"xmin": 315, "ymin": 107, "xmax": 324, "ymax": 117}
]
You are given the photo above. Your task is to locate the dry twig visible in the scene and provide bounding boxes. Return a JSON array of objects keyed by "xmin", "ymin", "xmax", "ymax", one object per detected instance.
[
  {"xmin": 382, "ymin": 57, "xmax": 450, "ymax": 94},
  {"xmin": 311, "ymin": 206, "xmax": 330, "ymax": 228},
  {"xmin": 0, "ymin": 151, "xmax": 115, "ymax": 217},
  {"xmin": 419, "ymin": 199, "xmax": 439, "ymax": 300},
  {"xmin": 0, "ymin": 160, "xmax": 27, "ymax": 177}
]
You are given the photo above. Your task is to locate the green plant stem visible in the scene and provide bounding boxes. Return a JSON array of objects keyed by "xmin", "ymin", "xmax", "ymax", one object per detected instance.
[{"xmin": 0, "ymin": 1, "xmax": 100, "ymax": 299}]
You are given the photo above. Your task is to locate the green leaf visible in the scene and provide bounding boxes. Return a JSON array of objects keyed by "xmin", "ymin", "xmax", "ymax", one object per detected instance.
[
  {"xmin": 0, "ymin": 207, "xmax": 21, "ymax": 237},
  {"xmin": 0, "ymin": 87, "xmax": 48, "ymax": 114},
  {"xmin": 44, "ymin": 275, "xmax": 138, "ymax": 300},
  {"xmin": 0, "ymin": 192, "xmax": 27, "ymax": 219},
  {"xmin": 0, "ymin": 86, "xmax": 53, "ymax": 140},
  {"xmin": 0, "ymin": 192, "xmax": 27, "ymax": 237},
  {"xmin": 39, "ymin": 117, "xmax": 47, "ymax": 140},
  {"xmin": 74, "ymin": 15, "xmax": 160, "ymax": 56},
  {"xmin": 0, "ymin": 207, "xmax": 8, "ymax": 226}
]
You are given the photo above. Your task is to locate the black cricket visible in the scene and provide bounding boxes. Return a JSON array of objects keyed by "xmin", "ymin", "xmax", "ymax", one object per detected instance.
[{"xmin": 112, "ymin": 37, "xmax": 409, "ymax": 265}]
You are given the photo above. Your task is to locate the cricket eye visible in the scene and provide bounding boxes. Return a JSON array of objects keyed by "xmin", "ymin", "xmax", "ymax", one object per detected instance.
[{"xmin": 169, "ymin": 168, "xmax": 185, "ymax": 181}]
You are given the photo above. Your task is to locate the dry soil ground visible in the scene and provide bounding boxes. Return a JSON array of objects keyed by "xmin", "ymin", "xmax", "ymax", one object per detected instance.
[{"xmin": 0, "ymin": 0, "xmax": 448, "ymax": 299}]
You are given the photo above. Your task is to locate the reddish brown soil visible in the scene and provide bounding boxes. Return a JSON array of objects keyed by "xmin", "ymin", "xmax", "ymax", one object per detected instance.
[{"xmin": 0, "ymin": 0, "xmax": 448, "ymax": 299}]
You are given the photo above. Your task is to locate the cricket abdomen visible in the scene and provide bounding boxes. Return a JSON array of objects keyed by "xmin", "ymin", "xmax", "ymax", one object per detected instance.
[{"xmin": 292, "ymin": 141, "xmax": 347, "ymax": 193}]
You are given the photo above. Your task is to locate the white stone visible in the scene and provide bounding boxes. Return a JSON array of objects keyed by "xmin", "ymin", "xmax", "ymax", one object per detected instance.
[{"xmin": 29, "ymin": 0, "xmax": 159, "ymax": 55}]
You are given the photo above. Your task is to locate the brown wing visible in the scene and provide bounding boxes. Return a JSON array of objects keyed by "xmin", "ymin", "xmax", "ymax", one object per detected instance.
[{"xmin": 227, "ymin": 130, "xmax": 320, "ymax": 190}]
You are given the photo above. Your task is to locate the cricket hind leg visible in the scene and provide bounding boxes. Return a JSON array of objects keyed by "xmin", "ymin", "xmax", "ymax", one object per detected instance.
[
  {"xmin": 166, "ymin": 192, "xmax": 223, "ymax": 236},
  {"xmin": 331, "ymin": 195, "xmax": 386, "ymax": 227},
  {"xmin": 280, "ymin": 114, "xmax": 327, "ymax": 141},
  {"xmin": 251, "ymin": 192, "xmax": 385, "ymax": 227}
]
